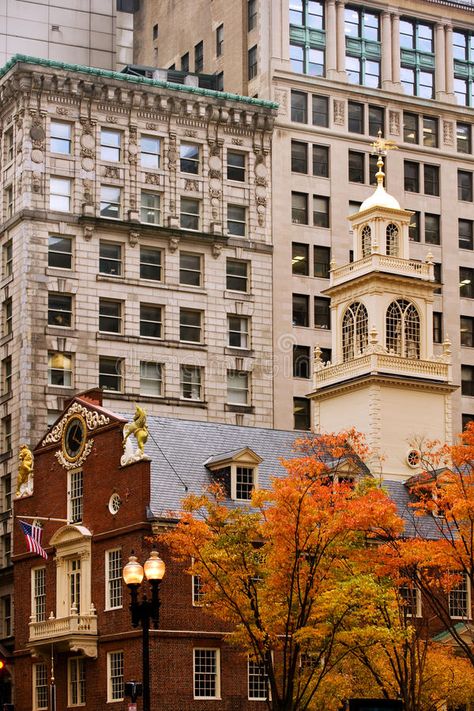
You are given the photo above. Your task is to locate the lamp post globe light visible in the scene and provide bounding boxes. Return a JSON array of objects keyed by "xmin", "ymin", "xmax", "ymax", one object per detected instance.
[{"xmin": 123, "ymin": 551, "xmax": 166, "ymax": 711}]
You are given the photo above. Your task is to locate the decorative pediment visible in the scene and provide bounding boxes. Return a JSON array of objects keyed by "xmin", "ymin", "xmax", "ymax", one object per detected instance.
[
  {"xmin": 39, "ymin": 398, "xmax": 122, "ymax": 449},
  {"xmin": 49, "ymin": 524, "xmax": 92, "ymax": 548},
  {"xmin": 204, "ymin": 447, "xmax": 263, "ymax": 471}
]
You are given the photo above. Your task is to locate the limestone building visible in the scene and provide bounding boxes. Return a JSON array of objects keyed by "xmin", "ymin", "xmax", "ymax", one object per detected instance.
[{"xmin": 133, "ymin": 0, "xmax": 474, "ymax": 433}]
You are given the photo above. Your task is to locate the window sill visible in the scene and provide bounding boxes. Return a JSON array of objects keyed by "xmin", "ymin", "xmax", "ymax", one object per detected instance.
[
  {"xmin": 45, "ymin": 326, "xmax": 78, "ymax": 337},
  {"xmin": 0, "ymin": 452, "xmax": 12, "ymax": 464},
  {"xmin": 0, "ymin": 393, "xmax": 12, "ymax": 406},
  {"xmin": 224, "ymin": 290, "xmax": 253, "ymax": 301},
  {"xmin": 0, "ymin": 275, "xmax": 13, "ymax": 290},
  {"xmin": 102, "ymin": 391, "xmax": 208, "ymax": 408},
  {"xmin": 46, "ymin": 386, "xmax": 75, "ymax": 396},
  {"xmin": 97, "ymin": 274, "xmax": 125, "ymax": 282},
  {"xmin": 46, "ymin": 267, "xmax": 75, "ymax": 278},
  {"xmin": 224, "ymin": 348, "xmax": 254, "ymax": 357},
  {"xmin": 96, "ymin": 333, "xmax": 209, "ymax": 350},
  {"xmin": 0, "ymin": 334, "xmax": 12, "ymax": 348},
  {"xmin": 225, "ymin": 404, "xmax": 254, "ymax": 414}
]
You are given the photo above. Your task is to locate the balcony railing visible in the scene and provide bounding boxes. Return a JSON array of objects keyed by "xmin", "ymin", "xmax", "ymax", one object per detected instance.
[
  {"xmin": 330, "ymin": 254, "xmax": 434, "ymax": 287},
  {"xmin": 29, "ymin": 607, "xmax": 98, "ymax": 657}
]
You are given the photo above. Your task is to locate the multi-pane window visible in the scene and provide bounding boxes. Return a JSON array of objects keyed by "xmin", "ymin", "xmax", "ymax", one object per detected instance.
[
  {"xmin": 290, "ymin": 44, "xmax": 324, "ymax": 77},
  {"xmin": 386, "ymin": 300, "xmax": 420, "ymax": 358},
  {"xmin": 292, "ymin": 192, "xmax": 308, "ymax": 224},
  {"xmin": 140, "ymin": 135, "xmax": 160, "ymax": 169},
  {"xmin": 312, "ymin": 95, "xmax": 329, "ymax": 126},
  {"xmin": 448, "ymin": 573, "xmax": 470, "ymax": 618},
  {"xmin": 292, "ymin": 243, "xmax": 309, "ymax": 275},
  {"xmin": 453, "ymin": 30, "xmax": 474, "ymax": 106},
  {"xmin": 228, "ymin": 316, "xmax": 249, "ymax": 349},
  {"xmin": 32, "ymin": 567, "xmax": 46, "ymax": 622},
  {"xmin": 290, "ymin": 0, "xmax": 324, "ymax": 28},
  {"xmin": 195, "ymin": 41, "xmax": 204, "ymax": 72},
  {"xmin": 422, "ymin": 164, "xmax": 439, "ymax": 197},
  {"xmin": 140, "ymin": 192, "xmax": 161, "ymax": 224},
  {"xmin": 400, "ymin": 19, "xmax": 434, "ymax": 98},
  {"xmin": 2, "ymin": 531, "xmax": 10, "ymax": 566},
  {"xmin": 342, "ymin": 302, "xmax": 369, "ymax": 361},
  {"xmin": 293, "ymin": 345, "xmax": 310, "ymax": 378},
  {"xmin": 99, "ymin": 299, "xmax": 122, "ymax": 334},
  {"xmin": 313, "ymin": 145, "xmax": 329, "ymax": 177},
  {"xmin": 100, "ymin": 129, "xmax": 121, "ymax": 161},
  {"xmin": 108, "ymin": 651, "xmax": 124, "ymax": 702},
  {"xmin": 68, "ymin": 470, "xmax": 83, "ymax": 524},
  {"xmin": 294, "ymin": 397, "xmax": 311, "ymax": 430},
  {"xmin": 315, "ymin": 296, "xmax": 330, "ymax": 329},
  {"xmin": 50, "ymin": 121, "xmax": 72, "ymax": 154},
  {"xmin": 349, "ymin": 151, "xmax": 365, "ymax": 183},
  {"xmin": 48, "ymin": 235, "xmax": 72, "ymax": 269},
  {"xmin": 140, "ymin": 304, "xmax": 162, "ymax": 339},
  {"xmin": 34, "ymin": 663, "xmax": 48, "ymax": 710},
  {"xmin": 248, "ymin": 45, "xmax": 258, "ymax": 79},
  {"xmin": 4, "ymin": 128, "xmax": 13, "ymax": 163},
  {"xmin": 180, "ymin": 198, "xmax": 200, "ymax": 230},
  {"xmin": 3, "ymin": 298, "xmax": 12, "ymax": 336},
  {"xmin": 100, "ymin": 186, "xmax": 121, "ymax": 219},
  {"xmin": 461, "ymin": 316, "xmax": 474, "ymax": 347},
  {"xmin": 3, "ymin": 240, "xmax": 12, "ymax": 278},
  {"xmin": 48, "ymin": 293, "xmax": 72, "ymax": 328},
  {"xmin": 293, "ymin": 294, "xmax": 309, "ymax": 327},
  {"xmin": 424, "ymin": 214, "xmax": 440, "ymax": 245},
  {"xmin": 227, "ymin": 205, "xmax": 246, "ymax": 236},
  {"xmin": 5, "ymin": 186, "xmax": 13, "ymax": 219},
  {"xmin": 180, "ymin": 253, "xmax": 202, "ymax": 286},
  {"xmin": 48, "ymin": 352, "xmax": 72, "ymax": 387},
  {"xmin": 99, "ymin": 241, "xmax": 122, "ymax": 276},
  {"xmin": 433, "ymin": 312, "xmax": 443, "ymax": 344},
  {"xmin": 459, "ymin": 171, "xmax": 473, "ymax": 201},
  {"xmin": 140, "ymin": 361, "xmax": 163, "ymax": 396},
  {"xmin": 400, "ymin": 585, "xmax": 421, "ymax": 617},
  {"xmin": 313, "ymin": 196, "xmax": 329, "ymax": 227},
  {"xmin": 422, "ymin": 117, "xmax": 438, "ymax": 147},
  {"xmin": 462, "ymin": 365, "xmax": 474, "ymax": 396},
  {"xmin": 68, "ymin": 657, "xmax": 86, "ymax": 706},
  {"xmin": 457, "ymin": 123, "xmax": 472, "ymax": 154},
  {"xmin": 459, "ymin": 220, "xmax": 473, "ymax": 250},
  {"xmin": 409, "ymin": 211, "xmax": 420, "ymax": 242},
  {"xmin": 314, "ymin": 246, "xmax": 330, "ymax": 278},
  {"xmin": 404, "ymin": 112, "xmax": 418, "ymax": 143},
  {"xmin": 404, "ymin": 161, "xmax": 419, "ymax": 192},
  {"xmin": 248, "ymin": 0, "xmax": 257, "ymax": 31},
  {"xmin": 226, "ymin": 259, "xmax": 249, "ymax": 292},
  {"xmin": 434, "ymin": 262, "xmax": 442, "ymax": 295},
  {"xmin": 2, "ymin": 474, "xmax": 10, "ymax": 513},
  {"xmin": 106, "ymin": 549, "xmax": 122, "ymax": 610},
  {"xmin": 99, "ymin": 356, "xmax": 123, "ymax": 392},
  {"xmin": 140, "ymin": 247, "xmax": 162, "ymax": 281},
  {"xmin": 2, "ymin": 356, "xmax": 11, "ymax": 396},
  {"xmin": 401, "ymin": 67, "xmax": 434, "ymax": 99},
  {"xmin": 248, "ymin": 658, "xmax": 268, "ymax": 700},
  {"xmin": 68, "ymin": 557, "xmax": 81, "ymax": 612},
  {"xmin": 291, "ymin": 91, "xmax": 308, "ymax": 123},
  {"xmin": 216, "ymin": 24, "xmax": 223, "ymax": 56},
  {"xmin": 345, "ymin": 7, "xmax": 380, "ymax": 87},
  {"xmin": 180, "ymin": 365, "xmax": 203, "ymax": 400},
  {"xmin": 227, "ymin": 371, "xmax": 250, "ymax": 405},
  {"xmin": 180, "ymin": 143, "xmax": 200, "ymax": 174},
  {"xmin": 235, "ymin": 466, "xmax": 255, "ymax": 500},
  {"xmin": 291, "ymin": 141, "xmax": 307, "ymax": 173},
  {"xmin": 50, "ymin": 177, "xmax": 71, "ymax": 212},
  {"xmin": 227, "ymin": 152, "xmax": 245, "ymax": 181},
  {"xmin": 193, "ymin": 573, "xmax": 204, "ymax": 605},
  {"xmin": 345, "ymin": 6, "xmax": 379, "ymax": 39},
  {"xmin": 194, "ymin": 649, "xmax": 220, "ymax": 699},
  {"xmin": 180, "ymin": 309, "xmax": 202, "ymax": 342},
  {"xmin": 348, "ymin": 101, "xmax": 364, "ymax": 133}
]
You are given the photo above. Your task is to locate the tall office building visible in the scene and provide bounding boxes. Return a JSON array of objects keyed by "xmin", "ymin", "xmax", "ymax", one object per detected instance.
[{"xmin": 133, "ymin": 0, "xmax": 474, "ymax": 432}]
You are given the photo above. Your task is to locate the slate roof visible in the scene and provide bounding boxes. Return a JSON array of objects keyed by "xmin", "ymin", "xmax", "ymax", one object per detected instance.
[{"xmin": 382, "ymin": 479, "xmax": 446, "ymax": 540}]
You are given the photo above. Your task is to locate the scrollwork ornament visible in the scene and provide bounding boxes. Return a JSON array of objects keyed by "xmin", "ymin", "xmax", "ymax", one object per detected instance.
[
  {"xmin": 42, "ymin": 403, "xmax": 110, "ymax": 446},
  {"xmin": 55, "ymin": 440, "xmax": 94, "ymax": 470}
]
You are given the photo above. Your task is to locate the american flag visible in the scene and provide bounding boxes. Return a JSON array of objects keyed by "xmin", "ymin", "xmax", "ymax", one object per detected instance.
[{"xmin": 18, "ymin": 520, "xmax": 48, "ymax": 560}]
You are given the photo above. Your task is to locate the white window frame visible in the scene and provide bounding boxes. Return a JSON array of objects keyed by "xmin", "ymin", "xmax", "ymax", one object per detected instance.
[
  {"xmin": 50, "ymin": 120, "xmax": 72, "ymax": 155},
  {"xmin": 400, "ymin": 584, "xmax": 422, "ymax": 618},
  {"xmin": 227, "ymin": 204, "xmax": 247, "ymax": 236},
  {"xmin": 193, "ymin": 648, "xmax": 221, "ymax": 699},
  {"xmin": 68, "ymin": 469, "xmax": 83, "ymax": 525},
  {"xmin": 140, "ymin": 246, "xmax": 162, "ymax": 282},
  {"xmin": 234, "ymin": 465, "xmax": 256, "ymax": 501},
  {"xmin": 68, "ymin": 656, "xmax": 86, "ymax": 706},
  {"xmin": 48, "ymin": 235, "xmax": 72, "ymax": 270},
  {"xmin": 228, "ymin": 315, "xmax": 250, "ymax": 349},
  {"xmin": 32, "ymin": 566, "xmax": 46, "ymax": 623},
  {"xmin": 140, "ymin": 361, "xmax": 163, "ymax": 397},
  {"xmin": 248, "ymin": 657, "xmax": 269, "ymax": 701},
  {"xmin": 107, "ymin": 650, "xmax": 124, "ymax": 702},
  {"xmin": 140, "ymin": 191, "xmax": 161, "ymax": 224},
  {"xmin": 33, "ymin": 662, "xmax": 49, "ymax": 711},
  {"xmin": 180, "ymin": 197, "xmax": 200, "ymax": 231},
  {"xmin": 106, "ymin": 549, "xmax": 123, "ymax": 611},
  {"xmin": 227, "ymin": 370, "xmax": 250, "ymax": 405},
  {"xmin": 50, "ymin": 177, "xmax": 72, "ymax": 212},
  {"xmin": 100, "ymin": 185, "xmax": 122, "ymax": 220},
  {"xmin": 48, "ymin": 351, "xmax": 73, "ymax": 388},
  {"xmin": 180, "ymin": 364, "xmax": 203, "ymax": 401},
  {"xmin": 100, "ymin": 128, "xmax": 121, "ymax": 162},
  {"xmin": 140, "ymin": 134, "xmax": 161, "ymax": 169},
  {"xmin": 449, "ymin": 572, "xmax": 472, "ymax": 619},
  {"xmin": 99, "ymin": 356, "xmax": 124, "ymax": 393},
  {"xmin": 1, "ymin": 594, "xmax": 12, "ymax": 638}
]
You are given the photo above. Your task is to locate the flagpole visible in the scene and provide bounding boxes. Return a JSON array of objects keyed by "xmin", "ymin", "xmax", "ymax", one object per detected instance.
[
  {"xmin": 15, "ymin": 515, "xmax": 68, "ymax": 523},
  {"xmin": 50, "ymin": 644, "xmax": 56, "ymax": 711}
]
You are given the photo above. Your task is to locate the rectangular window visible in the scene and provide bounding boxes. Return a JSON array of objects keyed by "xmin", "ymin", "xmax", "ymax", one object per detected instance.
[
  {"xmin": 216, "ymin": 24, "xmax": 223, "ymax": 56},
  {"xmin": 180, "ymin": 252, "xmax": 202, "ymax": 286},
  {"xmin": 50, "ymin": 177, "xmax": 71, "ymax": 212},
  {"xmin": 226, "ymin": 259, "xmax": 249, "ymax": 292},
  {"xmin": 368, "ymin": 105, "xmax": 384, "ymax": 137},
  {"xmin": 99, "ymin": 299, "xmax": 122, "ymax": 334},
  {"xmin": 68, "ymin": 657, "xmax": 86, "ymax": 706},
  {"xmin": 180, "ymin": 143, "xmax": 200, "ymax": 174},
  {"xmin": 433, "ymin": 312, "xmax": 443, "ymax": 344},
  {"xmin": 348, "ymin": 101, "xmax": 364, "ymax": 133},
  {"xmin": 48, "ymin": 352, "xmax": 72, "ymax": 387},
  {"xmin": 291, "ymin": 91, "xmax": 307, "ymax": 123},
  {"xmin": 294, "ymin": 397, "xmax": 310, "ymax": 430},
  {"xmin": 2, "ymin": 474, "xmax": 10, "ymax": 513},
  {"xmin": 404, "ymin": 161, "xmax": 419, "ymax": 192},
  {"xmin": 106, "ymin": 549, "xmax": 123, "ymax": 610},
  {"xmin": 424, "ymin": 213, "xmax": 440, "ymax": 245},
  {"xmin": 293, "ymin": 344, "xmax": 310, "ymax": 379},
  {"xmin": 315, "ymin": 296, "xmax": 331, "ymax": 329},
  {"xmin": 32, "ymin": 567, "xmax": 46, "ymax": 623},
  {"xmin": 227, "ymin": 151, "xmax": 245, "ymax": 181},
  {"xmin": 140, "ymin": 135, "xmax": 160, "ymax": 169},
  {"xmin": 99, "ymin": 241, "xmax": 122, "ymax": 276},
  {"xmin": 314, "ymin": 246, "xmax": 330, "ymax": 278},
  {"xmin": 193, "ymin": 573, "xmax": 204, "ymax": 605},
  {"xmin": 140, "ymin": 192, "xmax": 161, "ymax": 224},
  {"xmin": 248, "ymin": 0, "xmax": 257, "ymax": 30},
  {"xmin": 227, "ymin": 371, "xmax": 249, "ymax": 405},
  {"xmin": 292, "ymin": 192, "xmax": 308, "ymax": 224},
  {"xmin": 100, "ymin": 185, "xmax": 121, "ymax": 219},
  {"xmin": 2, "ymin": 532, "xmax": 10, "ymax": 566},
  {"xmin": 3, "ymin": 240, "xmax": 12, "ymax": 278},
  {"xmin": 235, "ymin": 466, "xmax": 254, "ymax": 500},
  {"xmin": 400, "ymin": 585, "xmax": 421, "ymax": 617},
  {"xmin": 1, "ymin": 595, "xmax": 12, "ymax": 638},
  {"xmin": 459, "ymin": 220, "xmax": 473, "ymax": 250},
  {"xmin": 403, "ymin": 112, "xmax": 418, "ymax": 143},
  {"xmin": 48, "ymin": 293, "xmax": 72, "ymax": 328},
  {"xmin": 424, "ymin": 164, "xmax": 439, "ymax": 196},
  {"xmin": 293, "ymin": 294, "xmax": 309, "ymax": 327},
  {"xmin": 459, "ymin": 171, "xmax": 473, "ymax": 201},
  {"xmin": 228, "ymin": 316, "xmax": 249, "ymax": 349},
  {"xmin": 457, "ymin": 123, "xmax": 471, "ymax": 154},
  {"xmin": 51, "ymin": 121, "xmax": 72, "ymax": 155},
  {"xmin": 313, "ymin": 145, "xmax": 329, "ymax": 177},
  {"xmin": 99, "ymin": 356, "xmax": 123, "ymax": 392},
  {"xmin": 434, "ymin": 263, "xmax": 442, "ymax": 295},
  {"xmin": 422, "ymin": 116, "xmax": 438, "ymax": 147},
  {"xmin": 248, "ymin": 658, "xmax": 268, "ymax": 700},
  {"xmin": 4, "ymin": 127, "xmax": 13, "ymax": 163},
  {"xmin": 349, "ymin": 151, "xmax": 365, "ymax": 183},
  {"xmin": 248, "ymin": 45, "xmax": 258, "ymax": 79},
  {"xmin": 3, "ymin": 297, "xmax": 11, "ymax": 337},
  {"xmin": 68, "ymin": 470, "xmax": 83, "ymax": 524},
  {"xmin": 140, "ymin": 361, "xmax": 163, "ymax": 396},
  {"xmin": 313, "ymin": 195, "xmax": 329, "ymax": 227},
  {"xmin": 291, "ymin": 141, "xmax": 307, "ymax": 173},
  {"xmin": 180, "ymin": 309, "xmax": 202, "ymax": 342},
  {"xmin": 2, "ymin": 356, "xmax": 11, "ymax": 396},
  {"xmin": 180, "ymin": 198, "xmax": 200, "ymax": 230},
  {"xmin": 195, "ymin": 41, "xmax": 204, "ymax": 72},
  {"xmin": 5, "ymin": 186, "xmax": 13, "ymax": 219},
  {"xmin": 181, "ymin": 52, "xmax": 189, "ymax": 72},
  {"xmin": 462, "ymin": 365, "xmax": 474, "ymax": 396},
  {"xmin": 34, "ymin": 663, "xmax": 48, "ymax": 711},
  {"xmin": 312, "ymin": 95, "xmax": 329, "ymax": 127},
  {"xmin": 48, "ymin": 235, "xmax": 72, "ymax": 269},
  {"xmin": 180, "ymin": 365, "xmax": 202, "ymax": 400},
  {"xmin": 449, "ymin": 573, "xmax": 470, "ymax": 618},
  {"xmin": 140, "ymin": 247, "xmax": 162, "ymax": 281},
  {"xmin": 140, "ymin": 304, "xmax": 162, "ymax": 339},
  {"xmin": 292, "ymin": 243, "xmax": 309, "ymax": 275},
  {"xmin": 100, "ymin": 129, "xmax": 121, "ymax": 162},
  {"xmin": 409, "ymin": 211, "xmax": 420, "ymax": 242},
  {"xmin": 461, "ymin": 316, "xmax": 474, "ymax": 347},
  {"xmin": 108, "ymin": 651, "xmax": 124, "ymax": 702},
  {"xmin": 194, "ymin": 649, "xmax": 220, "ymax": 699},
  {"xmin": 227, "ymin": 205, "xmax": 246, "ymax": 236}
]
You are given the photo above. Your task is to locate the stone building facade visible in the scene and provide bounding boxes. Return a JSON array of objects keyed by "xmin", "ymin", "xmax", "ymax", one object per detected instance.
[{"xmin": 134, "ymin": 0, "xmax": 474, "ymax": 433}]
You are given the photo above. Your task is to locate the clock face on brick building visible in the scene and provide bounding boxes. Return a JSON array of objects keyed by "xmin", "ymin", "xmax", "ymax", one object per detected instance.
[{"xmin": 63, "ymin": 416, "xmax": 87, "ymax": 462}]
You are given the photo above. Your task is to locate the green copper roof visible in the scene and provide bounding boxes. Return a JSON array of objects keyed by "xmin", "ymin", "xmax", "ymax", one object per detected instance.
[{"xmin": 0, "ymin": 54, "xmax": 278, "ymax": 110}]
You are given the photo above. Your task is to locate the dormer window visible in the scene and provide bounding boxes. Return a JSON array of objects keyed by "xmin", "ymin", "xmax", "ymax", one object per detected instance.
[
  {"xmin": 236, "ymin": 467, "xmax": 255, "ymax": 500},
  {"xmin": 386, "ymin": 223, "xmax": 399, "ymax": 256},
  {"xmin": 205, "ymin": 448, "xmax": 263, "ymax": 502}
]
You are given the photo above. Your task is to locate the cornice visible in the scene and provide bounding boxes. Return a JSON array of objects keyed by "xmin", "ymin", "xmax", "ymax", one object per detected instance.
[{"xmin": 308, "ymin": 373, "xmax": 459, "ymax": 400}]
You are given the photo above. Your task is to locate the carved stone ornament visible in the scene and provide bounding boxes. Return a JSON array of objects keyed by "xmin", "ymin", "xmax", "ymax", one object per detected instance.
[
  {"xmin": 333, "ymin": 100, "xmax": 344, "ymax": 126},
  {"xmin": 209, "ymin": 169, "xmax": 222, "ymax": 180},
  {"xmin": 42, "ymin": 403, "xmax": 110, "ymax": 447},
  {"xmin": 16, "ymin": 444, "xmax": 34, "ymax": 498},
  {"xmin": 232, "ymin": 138, "xmax": 243, "ymax": 145},
  {"xmin": 185, "ymin": 179, "xmax": 199, "ymax": 191},
  {"xmin": 273, "ymin": 88, "xmax": 288, "ymax": 115},
  {"xmin": 443, "ymin": 120, "xmax": 454, "ymax": 146},
  {"xmin": 168, "ymin": 236, "xmax": 180, "ymax": 252},
  {"xmin": 212, "ymin": 243, "xmax": 222, "ymax": 259},
  {"xmin": 209, "ymin": 143, "xmax": 221, "ymax": 157},
  {"xmin": 32, "ymin": 172, "xmax": 42, "ymax": 193},
  {"xmin": 145, "ymin": 173, "xmax": 161, "ymax": 185},
  {"xmin": 55, "ymin": 440, "xmax": 94, "ymax": 470},
  {"xmin": 168, "ymin": 134, "xmax": 177, "ymax": 171},
  {"xmin": 83, "ymin": 225, "xmax": 94, "ymax": 241},
  {"xmin": 30, "ymin": 115, "xmax": 45, "ymax": 148},
  {"xmin": 104, "ymin": 165, "xmax": 119, "ymax": 179},
  {"xmin": 83, "ymin": 179, "xmax": 94, "ymax": 204},
  {"xmin": 56, "ymin": 106, "xmax": 69, "ymax": 116},
  {"xmin": 129, "ymin": 230, "xmax": 140, "ymax": 247},
  {"xmin": 389, "ymin": 110, "xmax": 401, "ymax": 136}
]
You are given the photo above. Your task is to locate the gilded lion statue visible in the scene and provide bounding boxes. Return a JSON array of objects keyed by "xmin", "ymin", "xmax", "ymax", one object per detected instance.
[{"xmin": 17, "ymin": 444, "xmax": 34, "ymax": 497}]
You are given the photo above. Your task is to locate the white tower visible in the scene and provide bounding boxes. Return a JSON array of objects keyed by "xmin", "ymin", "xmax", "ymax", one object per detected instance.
[{"xmin": 309, "ymin": 138, "xmax": 456, "ymax": 481}]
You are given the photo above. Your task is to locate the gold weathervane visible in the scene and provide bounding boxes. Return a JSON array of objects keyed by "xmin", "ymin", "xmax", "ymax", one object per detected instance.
[{"xmin": 370, "ymin": 131, "xmax": 398, "ymax": 186}]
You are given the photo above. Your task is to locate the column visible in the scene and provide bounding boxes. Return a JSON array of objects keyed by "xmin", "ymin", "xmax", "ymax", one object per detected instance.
[
  {"xmin": 326, "ymin": 0, "xmax": 338, "ymax": 78},
  {"xmin": 336, "ymin": 0, "xmax": 346, "ymax": 75},
  {"xmin": 435, "ymin": 23, "xmax": 446, "ymax": 98},
  {"xmin": 381, "ymin": 11, "xmax": 392, "ymax": 87},
  {"xmin": 391, "ymin": 13, "xmax": 401, "ymax": 86},
  {"xmin": 445, "ymin": 24, "xmax": 455, "ymax": 97}
]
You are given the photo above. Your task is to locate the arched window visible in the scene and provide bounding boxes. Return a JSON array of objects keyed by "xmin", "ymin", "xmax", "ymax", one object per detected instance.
[
  {"xmin": 342, "ymin": 302, "xmax": 368, "ymax": 361},
  {"xmin": 361, "ymin": 225, "xmax": 371, "ymax": 258},
  {"xmin": 386, "ymin": 223, "xmax": 399, "ymax": 256},
  {"xmin": 386, "ymin": 299, "xmax": 420, "ymax": 358}
]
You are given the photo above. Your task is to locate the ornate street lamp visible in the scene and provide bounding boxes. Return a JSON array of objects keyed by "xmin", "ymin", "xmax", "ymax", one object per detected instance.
[{"xmin": 123, "ymin": 551, "xmax": 166, "ymax": 711}]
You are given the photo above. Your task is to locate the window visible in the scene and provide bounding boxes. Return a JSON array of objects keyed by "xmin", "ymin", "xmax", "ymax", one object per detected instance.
[
  {"xmin": 228, "ymin": 316, "xmax": 249, "ymax": 349},
  {"xmin": 313, "ymin": 195, "xmax": 329, "ymax": 227},
  {"xmin": 449, "ymin": 573, "xmax": 470, "ymax": 618},
  {"xmin": 140, "ymin": 135, "xmax": 160, "ymax": 169},
  {"xmin": 459, "ymin": 171, "xmax": 473, "ymax": 201},
  {"xmin": 180, "ymin": 309, "xmax": 202, "ymax": 342},
  {"xmin": 140, "ymin": 304, "xmax": 162, "ymax": 339},
  {"xmin": 342, "ymin": 302, "xmax": 368, "ymax": 361},
  {"xmin": 216, "ymin": 24, "xmax": 223, "ymax": 56},
  {"xmin": 32, "ymin": 567, "xmax": 46, "ymax": 623},
  {"xmin": 460, "ymin": 220, "xmax": 473, "ymax": 250},
  {"xmin": 227, "ymin": 371, "xmax": 250, "ymax": 406},
  {"xmin": 463, "ymin": 414, "xmax": 474, "ymax": 430},
  {"xmin": 216, "ymin": 71, "xmax": 224, "ymax": 91},
  {"xmin": 248, "ymin": 658, "xmax": 268, "ymax": 700},
  {"xmin": 290, "ymin": 0, "xmax": 324, "ymax": 29},
  {"xmin": 290, "ymin": 44, "xmax": 324, "ymax": 77},
  {"xmin": 313, "ymin": 145, "xmax": 329, "ymax": 177},
  {"xmin": 227, "ymin": 205, "xmax": 246, "ymax": 236},
  {"xmin": 140, "ymin": 247, "xmax": 162, "ymax": 281},
  {"xmin": 194, "ymin": 649, "xmax": 220, "ymax": 699},
  {"xmin": 401, "ymin": 67, "xmax": 433, "ymax": 99},
  {"xmin": 68, "ymin": 559, "xmax": 81, "ymax": 615},
  {"xmin": 3, "ymin": 297, "xmax": 11, "ymax": 337},
  {"xmin": 181, "ymin": 52, "xmax": 189, "ymax": 72},
  {"xmin": 2, "ymin": 240, "xmax": 12, "ymax": 279},
  {"xmin": 386, "ymin": 300, "xmax": 420, "ymax": 358},
  {"xmin": 433, "ymin": 312, "xmax": 443, "ymax": 344},
  {"xmin": 425, "ymin": 214, "xmax": 440, "ymax": 245},
  {"xmin": 424, "ymin": 164, "xmax": 439, "ymax": 196},
  {"xmin": 34, "ymin": 663, "xmax": 48, "ymax": 711},
  {"xmin": 454, "ymin": 30, "xmax": 474, "ymax": 106},
  {"xmin": 400, "ymin": 585, "xmax": 421, "ymax": 617},
  {"xmin": 48, "ymin": 294, "xmax": 72, "ymax": 328},
  {"xmin": 1, "ymin": 595, "xmax": 12, "ymax": 637},
  {"xmin": 5, "ymin": 186, "xmax": 13, "ymax": 219},
  {"xmin": 180, "ymin": 253, "xmax": 202, "ymax": 286},
  {"xmin": 2, "ymin": 356, "xmax": 11, "ymax": 396},
  {"xmin": 48, "ymin": 352, "xmax": 72, "ymax": 387},
  {"xmin": 293, "ymin": 294, "xmax": 309, "ymax": 327},
  {"xmin": 2, "ymin": 531, "xmax": 10, "ymax": 566},
  {"xmin": 248, "ymin": 0, "xmax": 257, "ymax": 30},
  {"xmin": 248, "ymin": 45, "xmax": 258, "ymax": 79},
  {"xmin": 99, "ymin": 299, "xmax": 122, "ymax": 334},
  {"xmin": 140, "ymin": 192, "xmax": 161, "ymax": 224},
  {"xmin": 193, "ymin": 573, "xmax": 204, "ymax": 605},
  {"xmin": 291, "ymin": 141, "xmax": 307, "ymax": 173},
  {"xmin": 48, "ymin": 235, "xmax": 72, "ymax": 269},
  {"xmin": 100, "ymin": 129, "xmax": 121, "ymax": 162},
  {"xmin": 68, "ymin": 470, "xmax": 83, "ymax": 524},
  {"xmin": 107, "ymin": 651, "xmax": 124, "ymax": 702},
  {"xmin": 180, "ymin": 143, "xmax": 199, "ymax": 174},
  {"xmin": 404, "ymin": 161, "xmax": 419, "ymax": 192},
  {"xmin": 227, "ymin": 151, "xmax": 245, "ymax": 181},
  {"xmin": 462, "ymin": 365, "xmax": 474, "ymax": 396},
  {"xmin": 312, "ymin": 95, "xmax": 329, "ymax": 126},
  {"xmin": 195, "ymin": 41, "xmax": 204, "ymax": 72},
  {"xmin": 349, "ymin": 151, "xmax": 365, "ymax": 183},
  {"xmin": 293, "ymin": 345, "xmax": 310, "ymax": 378},
  {"xmin": 314, "ymin": 246, "xmax": 330, "ymax": 278},
  {"xmin": 292, "ymin": 192, "xmax": 308, "ymax": 224},
  {"xmin": 50, "ymin": 177, "xmax": 71, "ymax": 212},
  {"xmin": 140, "ymin": 361, "xmax": 163, "ymax": 396},
  {"xmin": 180, "ymin": 365, "xmax": 203, "ymax": 400},
  {"xmin": 368, "ymin": 106, "xmax": 384, "ymax": 137},
  {"xmin": 409, "ymin": 211, "xmax": 420, "ymax": 242},
  {"xmin": 422, "ymin": 116, "xmax": 438, "ymax": 147},
  {"xmin": 457, "ymin": 123, "xmax": 471, "ymax": 154},
  {"xmin": 400, "ymin": 20, "xmax": 434, "ymax": 97},
  {"xmin": 291, "ymin": 91, "xmax": 307, "ymax": 123},
  {"xmin": 404, "ymin": 112, "xmax": 418, "ymax": 143},
  {"xmin": 294, "ymin": 397, "xmax": 310, "ymax": 430},
  {"xmin": 2, "ymin": 474, "xmax": 10, "ymax": 513},
  {"xmin": 461, "ymin": 316, "xmax": 474, "ymax": 347},
  {"xmin": 292, "ymin": 243, "xmax": 309, "ymax": 275},
  {"xmin": 315, "ymin": 296, "xmax": 330, "ymax": 329},
  {"xmin": 434, "ymin": 262, "xmax": 442, "ymax": 295},
  {"xmin": 50, "ymin": 121, "xmax": 72, "ymax": 154},
  {"xmin": 99, "ymin": 356, "xmax": 123, "ymax": 392},
  {"xmin": 344, "ymin": 9, "xmax": 380, "ymax": 87},
  {"xmin": 348, "ymin": 102, "xmax": 364, "ymax": 133},
  {"xmin": 100, "ymin": 185, "xmax": 121, "ymax": 219},
  {"xmin": 4, "ymin": 127, "xmax": 13, "ymax": 163},
  {"xmin": 68, "ymin": 657, "xmax": 86, "ymax": 706},
  {"xmin": 99, "ymin": 241, "xmax": 122, "ymax": 276},
  {"xmin": 106, "ymin": 549, "xmax": 122, "ymax": 610},
  {"xmin": 180, "ymin": 198, "xmax": 200, "ymax": 230},
  {"xmin": 226, "ymin": 259, "xmax": 249, "ymax": 292}
]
